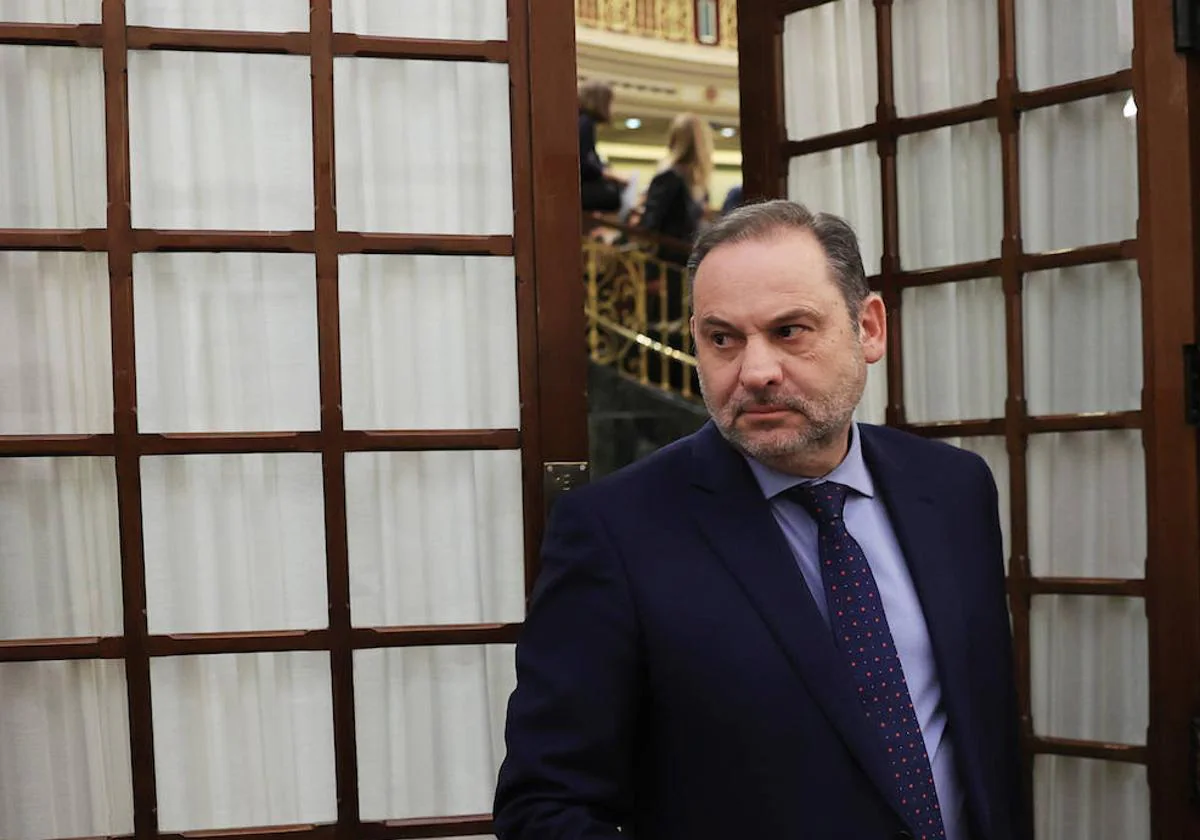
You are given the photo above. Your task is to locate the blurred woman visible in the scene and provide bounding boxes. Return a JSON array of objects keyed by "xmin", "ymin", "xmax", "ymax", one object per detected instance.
[
  {"xmin": 636, "ymin": 112, "xmax": 714, "ymax": 265},
  {"xmin": 578, "ymin": 81, "xmax": 624, "ymax": 212},
  {"xmin": 637, "ymin": 113, "xmax": 714, "ymax": 393}
]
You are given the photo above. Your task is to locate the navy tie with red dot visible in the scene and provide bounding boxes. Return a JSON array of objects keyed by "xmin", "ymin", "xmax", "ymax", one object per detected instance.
[{"xmin": 788, "ymin": 481, "xmax": 946, "ymax": 840}]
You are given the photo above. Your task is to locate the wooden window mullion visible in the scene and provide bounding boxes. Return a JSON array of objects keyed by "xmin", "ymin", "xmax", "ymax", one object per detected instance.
[
  {"xmin": 874, "ymin": 0, "xmax": 904, "ymax": 427},
  {"xmin": 102, "ymin": 1, "xmax": 158, "ymax": 838},
  {"xmin": 994, "ymin": 0, "xmax": 1036, "ymax": 830},
  {"xmin": 308, "ymin": 2, "xmax": 360, "ymax": 837}
]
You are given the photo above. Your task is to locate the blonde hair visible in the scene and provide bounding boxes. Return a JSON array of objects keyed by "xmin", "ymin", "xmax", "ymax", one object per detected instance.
[
  {"xmin": 663, "ymin": 113, "xmax": 714, "ymax": 200},
  {"xmin": 578, "ymin": 80, "xmax": 614, "ymax": 122}
]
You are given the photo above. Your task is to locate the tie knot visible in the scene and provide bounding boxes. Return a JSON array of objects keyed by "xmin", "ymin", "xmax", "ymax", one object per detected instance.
[{"xmin": 787, "ymin": 481, "xmax": 850, "ymax": 524}]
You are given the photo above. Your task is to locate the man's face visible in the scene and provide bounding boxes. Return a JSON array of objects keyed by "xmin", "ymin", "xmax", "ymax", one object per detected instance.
[{"xmin": 690, "ymin": 229, "xmax": 886, "ymax": 474}]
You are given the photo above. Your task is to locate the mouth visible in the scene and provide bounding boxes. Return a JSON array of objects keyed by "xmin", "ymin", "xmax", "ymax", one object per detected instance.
[{"xmin": 738, "ymin": 406, "xmax": 792, "ymax": 419}]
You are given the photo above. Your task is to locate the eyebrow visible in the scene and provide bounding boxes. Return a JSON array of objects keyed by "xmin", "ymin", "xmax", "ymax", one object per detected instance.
[
  {"xmin": 768, "ymin": 307, "xmax": 823, "ymax": 324},
  {"xmin": 698, "ymin": 307, "xmax": 823, "ymax": 331},
  {"xmin": 698, "ymin": 315, "xmax": 738, "ymax": 331}
]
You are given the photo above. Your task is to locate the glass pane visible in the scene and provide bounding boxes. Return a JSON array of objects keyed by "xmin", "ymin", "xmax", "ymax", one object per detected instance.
[
  {"xmin": 335, "ymin": 58, "xmax": 512, "ymax": 235},
  {"xmin": 855, "ymin": 357, "xmax": 887, "ymax": 425},
  {"xmin": 943, "ymin": 436, "xmax": 1010, "ymax": 563},
  {"xmin": 128, "ymin": 51, "xmax": 313, "ymax": 230},
  {"xmin": 133, "ymin": 253, "xmax": 320, "ymax": 434},
  {"xmin": 782, "ymin": 0, "xmax": 877, "ymax": 141},
  {"xmin": 787, "ymin": 143, "xmax": 882, "ymax": 275},
  {"xmin": 897, "ymin": 121, "xmax": 1001, "ymax": 270},
  {"xmin": 1027, "ymin": 431, "xmax": 1145, "ymax": 578},
  {"xmin": 126, "ymin": 0, "xmax": 309, "ymax": 30},
  {"xmin": 0, "ymin": 660, "xmax": 133, "ymax": 840},
  {"xmin": 333, "ymin": 0, "xmax": 508, "ymax": 40},
  {"xmin": 1017, "ymin": 0, "xmax": 1133, "ymax": 90},
  {"xmin": 1030, "ymin": 595, "xmax": 1147, "ymax": 744},
  {"xmin": 1024, "ymin": 262, "xmax": 1141, "ymax": 415},
  {"xmin": 339, "ymin": 255, "xmax": 519, "ymax": 430},
  {"xmin": 0, "ymin": 457, "xmax": 120, "ymax": 640},
  {"xmin": 901, "ymin": 278, "xmax": 1005, "ymax": 422},
  {"xmin": 1035, "ymin": 756, "xmax": 1147, "ymax": 840},
  {"xmin": 152, "ymin": 652, "xmax": 337, "ymax": 832},
  {"xmin": 0, "ymin": 252, "xmax": 112, "ymax": 434},
  {"xmin": 1021, "ymin": 94, "xmax": 1137, "ymax": 253},
  {"xmin": 0, "ymin": 0, "xmax": 99, "ymax": 22},
  {"xmin": 0, "ymin": 46, "xmax": 106, "ymax": 228},
  {"xmin": 142, "ymin": 454, "xmax": 328, "ymax": 634},
  {"xmin": 347, "ymin": 450, "xmax": 524, "ymax": 627},
  {"xmin": 892, "ymin": 0, "xmax": 998, "ymax": 117},
  {"xmin": 355, "ymin": 645, "xmax": 515, "ymax": 820}
]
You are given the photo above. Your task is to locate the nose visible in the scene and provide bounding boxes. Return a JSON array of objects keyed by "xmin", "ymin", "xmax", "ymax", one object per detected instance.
[{"xmin": 738, "ymin": 334, "xmax": 782, "ymax": 392}]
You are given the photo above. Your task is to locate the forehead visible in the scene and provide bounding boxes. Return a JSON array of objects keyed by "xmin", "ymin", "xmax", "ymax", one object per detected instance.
[{"xmin": 692, "ymin": 229, "xmax": 838, "ymax": 307}]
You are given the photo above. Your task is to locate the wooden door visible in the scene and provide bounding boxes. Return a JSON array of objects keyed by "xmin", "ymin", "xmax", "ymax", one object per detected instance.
[{"xmin": 0, "ymin": 1, "xmax": 585, "ymax": 839}]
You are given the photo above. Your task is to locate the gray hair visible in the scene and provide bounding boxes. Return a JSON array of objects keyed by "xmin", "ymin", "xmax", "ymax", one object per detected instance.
[{"xmin": 687, "ymin": 199, "xmax": 871, "ymax": 320}]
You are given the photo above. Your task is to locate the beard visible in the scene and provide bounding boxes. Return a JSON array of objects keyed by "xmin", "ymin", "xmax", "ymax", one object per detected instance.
[{"xmin": 698, "ymin": 356, "xmax": 867, "ymax": 467}]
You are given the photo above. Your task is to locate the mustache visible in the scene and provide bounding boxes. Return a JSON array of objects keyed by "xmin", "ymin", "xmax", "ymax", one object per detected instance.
[{"xmin": 732, "ymin": 395, "xmax": 809, "ymax": 415}]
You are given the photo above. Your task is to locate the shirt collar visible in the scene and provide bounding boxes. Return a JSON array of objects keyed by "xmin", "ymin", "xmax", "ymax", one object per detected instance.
[{"xmin": 743, "ymin": 423, "xmax": 876, "ymax": 501}]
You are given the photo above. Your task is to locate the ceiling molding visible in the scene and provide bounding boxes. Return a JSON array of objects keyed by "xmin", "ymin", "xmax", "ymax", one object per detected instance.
[{"xmin": 575, "ymin": 25, "xmax": 740, "ymax": 123}]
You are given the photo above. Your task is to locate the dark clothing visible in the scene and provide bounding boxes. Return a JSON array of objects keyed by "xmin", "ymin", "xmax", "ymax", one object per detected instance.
[
  {"xmin": 579, "ymin": 112, "xmax": 621, "ymax": 212},
  {"xmin": 494, "ymin": 422, "xmax": 1028, "ymax": 840},
  {"xmin": 579, "ymin": 112, "xmax": 605, "ymax": 182},
  {"xmin": 638, "ymin": 167, "xmax": 703, "ymax": 264}
]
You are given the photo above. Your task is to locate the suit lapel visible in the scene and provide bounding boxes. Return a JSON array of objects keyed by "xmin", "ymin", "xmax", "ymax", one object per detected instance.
[
  {"xmin": 687, "ymin": 423, "xmax": 909, "ymax": 824},
  {"xmin": 860, "ymin": 427, "xmax": 996, "ymax": 839}
]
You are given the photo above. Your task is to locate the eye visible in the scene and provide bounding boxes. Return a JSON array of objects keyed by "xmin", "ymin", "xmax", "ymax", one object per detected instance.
[
  {"xmin": 710, "ymin": 332, "xmax": 729, "ymax": 347},
  {"xmin": 777, "ymin": 324, "xmax": 808, "ymax": 339}
]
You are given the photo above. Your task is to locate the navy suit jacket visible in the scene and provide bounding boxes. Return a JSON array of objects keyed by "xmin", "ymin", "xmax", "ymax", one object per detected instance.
[{"xmin": 495, "ymin": 422, "xmax": 1027, "ymax": 840}]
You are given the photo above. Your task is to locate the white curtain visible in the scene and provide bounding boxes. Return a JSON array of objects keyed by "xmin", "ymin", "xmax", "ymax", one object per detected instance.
[
  {"xmin": 781, "ymin": 0, "xmax": 876, "ymax": 141},
  {"xmin": 783, "ymin": 1, "xmax": 1145, "ymax": 837},
  {"xmin": 150, "ymin": 652, "xmax": 338, "ymax": 832},
  {"xmin": 339, "ymin": 255, "xmax": 520, "ymax": 430},
  {"xmin": 0, "ymin": 1, "xmax": 99, "ymax": 23},
  {"xmin": 0, "ymin": 661, "xmax": 134, "ymax": 840},
  {"xmin": 1021, "ymin": 93, "xmax": 1138, "ymax": 253},
  {"xmin": 128, "ymin": 51, "xmax": 315, "ymax": 231},
  {"xmin": 896, "ymin": 120, "xmax": 1002, "ymax": 270},
  {"xmin": 346, "ymin": 450, "xmax": 525, "ymax": 628},
  {"xmin": 125, "ymin": 0, "xmax": 310, "ymax": 31},
  {"xmin": 788, "ymin": 143, "xmax": 882, "ymax": 273},
  {"xmin": 140, "ymin": 453, "xmax": 330, "ymax": 634},
  {"xmin": 133, "ymin": 252, "xmax": 321, "ymax": 433},
  {"xmin": 1015, "ymin": 0, "xmax": 1133, "ymax": 90},
  {"xmin": 0, "ymin": 252, "xmax": 113, "ymax": 434},
  {"xmin": 891, "ymin": 0, "xmax": 997, "ymax": 117},
  {"xmin": 354, "ymin": 646, "xmax": 515, "ymax": 820},
  {"xmin": 0, "ymin": 457, "xmax": 122, "ymax": 639},
  {"xmin": 334, "ymin": 58, "xmax": 512, "ymax": 236},
  {"xmin": 0, "ymin": 5, "xmax": 520, "ymax": 838},
  {"xmin": 333, "ymin": 0, "xmax": 509, "ymax": 41},
  {"xmin": 0, "ymin": 45, "xmax": 107, "ymax": 228},
  {"xmin": 901, "ymin": 278, "xmax": 1006, "ymax": 422}
]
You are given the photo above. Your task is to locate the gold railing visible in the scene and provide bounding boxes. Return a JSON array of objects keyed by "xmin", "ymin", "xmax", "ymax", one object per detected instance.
[
  {"xmin": 582, "ymin": 221, "xmax": 699, "ymax": 401},
  {"xmin": 575, "ymin": 0, "xmax": 737, "ymax": 49}
]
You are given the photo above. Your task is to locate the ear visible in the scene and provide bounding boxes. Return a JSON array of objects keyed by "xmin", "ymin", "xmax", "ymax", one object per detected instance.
[{"xmin": 859, "ymin": 294, "xmax": 887, "ymax": 364}]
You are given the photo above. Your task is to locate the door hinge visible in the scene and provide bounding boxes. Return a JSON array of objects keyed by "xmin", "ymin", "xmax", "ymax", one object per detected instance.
[
  {"xmin": 543, "ymin": 461, "xmax": 590, "ymax": 513},
  {"xmin": 1186, "ymin": 345, "xmax": 1200, "ymax": 425}
]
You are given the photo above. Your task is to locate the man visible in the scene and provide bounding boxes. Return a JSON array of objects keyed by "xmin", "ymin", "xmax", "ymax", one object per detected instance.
[{"xmin": 494, "ymin": 201, "xmax": 1026, "ymax": 840}]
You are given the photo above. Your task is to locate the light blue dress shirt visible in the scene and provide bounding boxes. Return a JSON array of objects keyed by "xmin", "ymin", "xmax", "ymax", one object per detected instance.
[{"xmin": 744, "ymin": 423, "xmax": 968, "ymax": 840}]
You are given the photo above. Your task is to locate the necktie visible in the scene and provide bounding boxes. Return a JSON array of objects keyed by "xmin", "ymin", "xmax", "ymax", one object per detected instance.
[{"xmin": 788, "ymin": 481, "xmax": 946, "ymax": 840}]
